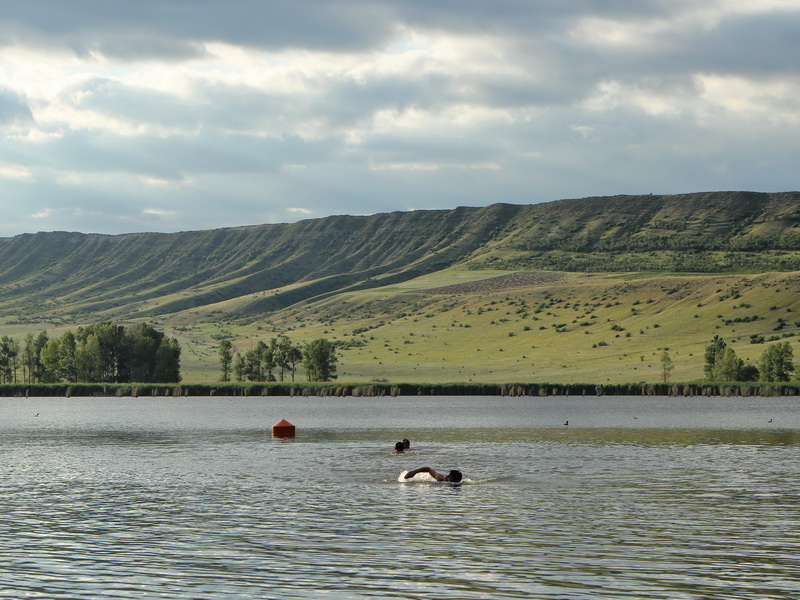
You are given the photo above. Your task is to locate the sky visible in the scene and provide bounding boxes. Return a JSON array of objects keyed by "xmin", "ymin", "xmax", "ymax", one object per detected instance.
[{"xmin": 1, "ymin": 0, "xmax": 799, "ymax": 237}]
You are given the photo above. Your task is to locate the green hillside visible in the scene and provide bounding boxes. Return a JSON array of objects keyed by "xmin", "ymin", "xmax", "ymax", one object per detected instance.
[{"xmin": 1, "ymin": 191, "xmax": 799, "ymax": 384}]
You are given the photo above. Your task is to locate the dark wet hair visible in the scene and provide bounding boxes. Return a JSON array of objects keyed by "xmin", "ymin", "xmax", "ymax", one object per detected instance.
[
  {"xmin": 394, "ymin": 442, "xmax": 405, "ymax": 452},
  {"xmin": 447, "ymin": 470, "xmax": 463, "ymax": 483},
  {"xmin": 402, "ymin": 439, "xmax": 410, "ymax": 449}
]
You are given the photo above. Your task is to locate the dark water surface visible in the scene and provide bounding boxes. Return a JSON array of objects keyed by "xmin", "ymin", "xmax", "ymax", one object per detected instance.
[{"xmin": 1, "ymin": 395, "xmax": 799, "ymax": 599}]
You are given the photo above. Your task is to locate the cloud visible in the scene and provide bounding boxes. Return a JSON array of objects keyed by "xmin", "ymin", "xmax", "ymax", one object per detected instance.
[
  {"xmin": 0, "ymin": 88, "xmax": 33, "ymax": 126},
  {"xmin": 0, "ymin": 1, "xmax": 798, "ymax": 236},
  {"xmin": 0, "ymin": 164, "xmax": 33, "ymax": 181},
  {"xmin": 0, "ymin": 0, "xmax": 396, "ymax": 58},
  {"xmin": 32, "ymin": 208, "xmax": 54, "ymax": 219}
]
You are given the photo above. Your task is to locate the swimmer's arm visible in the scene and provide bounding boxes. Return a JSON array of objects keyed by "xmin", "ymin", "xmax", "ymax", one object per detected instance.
[
  {"xmin": 404, "ymin": 467, "xmax": 431, "ymax": 479},
  {"xmin": 404, "ymin": 467, "xmax": 443, "ymax": 480}
]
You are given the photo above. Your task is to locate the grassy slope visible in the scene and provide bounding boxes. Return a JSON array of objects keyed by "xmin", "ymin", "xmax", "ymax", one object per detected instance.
[
  {"xmin": 2, "ymin": 191, "xmax": 799, "ymax": 327},
  {"xmin": 166, "ymin": 268, "xmax": 800, "ymax": 384},
  {"xmin": 1, "ymin": 191, "xmax": 799, "ymax": 385},
  {"xmin": 0, "ymin": 205, "xmax": 513, "ymax": 325}
]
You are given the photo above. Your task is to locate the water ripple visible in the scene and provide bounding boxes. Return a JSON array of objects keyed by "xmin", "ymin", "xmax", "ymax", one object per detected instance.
[{"xmin": 2, "ymin": 396, "xmax": 800, "ymax": 599}]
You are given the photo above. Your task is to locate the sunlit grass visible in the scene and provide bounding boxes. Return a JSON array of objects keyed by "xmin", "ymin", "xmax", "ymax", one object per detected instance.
[
  {"xmin": 160, "ymin": 269, "xmax": 800, "ymax": 384},
  {"xmin": 3, "ymin": 268, "xmax": 799, "ymax": 385}
]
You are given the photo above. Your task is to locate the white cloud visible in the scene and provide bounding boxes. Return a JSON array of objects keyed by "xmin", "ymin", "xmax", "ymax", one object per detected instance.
[
  {"xmin": 697, "ymin": 74, "xmax": 800, "ymax": 124},
  {"xmin": 32, "ymin": 208, "xmax": 54, "ymax": 219},
  {"xmin": 141, "ymin": 176, "xmax": 180, "ymax": 186},
  {"xmin": 55, "ymin": 172, "xmax": 82, "ymax": 185},
  {"xmin": 142, "ymin": 208, "xmax": 178, "ymax": 217},
  {"xmin": 0, "ymin": 165, "xmax": 33, "ymax": 181},
  {"xmin": 368, "ymin": 160, "xmax": 502, "ymax": 172}
]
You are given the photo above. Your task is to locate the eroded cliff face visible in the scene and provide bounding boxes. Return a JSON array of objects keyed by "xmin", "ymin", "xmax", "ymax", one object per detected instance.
[{"xmin": 1, "ymin": 191, "xmax": 798, "ymax": 324}]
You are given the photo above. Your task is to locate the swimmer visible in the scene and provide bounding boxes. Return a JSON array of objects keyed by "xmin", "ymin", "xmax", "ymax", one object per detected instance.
[
  {"xmin": 391, "ymin": 441, "xmax": 405, "ymax": 454},
  {"xmin": 402, "ymin": 438, "xmax": 410, "ymax": 450},
  {"xmin": 403, "ymin": 467, "xmax": 462, "ymax": 483}
]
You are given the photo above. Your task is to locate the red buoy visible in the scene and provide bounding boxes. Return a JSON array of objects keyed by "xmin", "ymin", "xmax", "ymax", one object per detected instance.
[{"xmin": 271, "ymin": 418, "xmax": 296, "ymax": 438}]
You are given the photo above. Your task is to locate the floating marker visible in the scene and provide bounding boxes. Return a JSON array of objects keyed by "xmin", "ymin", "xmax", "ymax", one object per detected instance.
[{"xmin": 271, "ymin": 418, "xmax": 296, "ymax": 438}]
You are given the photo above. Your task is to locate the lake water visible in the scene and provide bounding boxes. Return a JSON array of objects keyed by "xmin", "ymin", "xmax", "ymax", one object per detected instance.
[{"xmin": 2, "ymin": 395, "xmax": 799, "ymax": 600}]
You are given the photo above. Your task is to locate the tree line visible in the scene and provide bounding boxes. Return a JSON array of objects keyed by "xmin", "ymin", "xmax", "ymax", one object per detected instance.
[
  {"xmin": 704, "ymin": 335, "xmax": 795, "ymax": 383},
  {"xmin": 218, "ymin": 336, "xmax": 338, "ymax": 382},
  {"xmin": 0, "ymin": 322, "xmax": 181, "ymax": 384}
]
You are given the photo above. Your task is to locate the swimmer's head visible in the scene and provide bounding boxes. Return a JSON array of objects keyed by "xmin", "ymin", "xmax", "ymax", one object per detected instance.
[
  {"xmin": 394, "ymin": 442, "xmax": 405, "ymax": 452},
  {"xmin": 447, "ymin": 470, "xmax": 463, "ymax": 483},
  {"xmin": 402, "ymin": 438, "xmax": 410, "ymax": 449}
]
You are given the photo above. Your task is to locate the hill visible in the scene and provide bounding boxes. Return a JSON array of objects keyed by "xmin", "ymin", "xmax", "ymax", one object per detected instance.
[
  {"xmin": 1, "ymin": 191, "xmax": 799, "ymax": 384},
  {"xmin": 0, "ymin": 203, "xmax": 517, "ymax": 324}
]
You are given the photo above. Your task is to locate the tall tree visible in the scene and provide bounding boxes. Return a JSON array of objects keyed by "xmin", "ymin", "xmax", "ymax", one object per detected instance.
[
  {"xmin": 233, "ymin": 352, "xmax": 246, "ymax": 382},
  {"xmin": 703, "ymin": 335, "xmax": 747, "ymax": 381},
  {"xmin": 264, "ymin": 338, "xmax": 278, "ymax": 382},
  {"xmin": 717, "ymin": 347, "xmax": 744, "ymax": 382},
  {"xmin": 153, "ymin": 337, "xmax": 181, "ymax": 383},
  {"xmin": 8, "ymin": 337, "xmax": 20, "ymax": 384},
  {"xmin": 0, "ymin": 336, "xmax": 18, "ymax": 384},
  {"xmin": 59, "ymin": 331, "xmax": 78, "ymax": 383},
  {"xmin": 76, "ymin": 334, "xmax": 103, "ymax": 382},
  {"xmin": 274, "ymin": 335, "xmax": 302, "ymax": 382},
  {"xmin": 660, "ymin": 350, "xmax": 674, "ymax": 384},
  {"xmin": 219, "ymin": 340, "xmax": 233, "ymax": 382},
  {"xmin": 704, "ymin": 335, "xmax": 728, "ymax": 381},
  {"xmin": 286, "ymin": 341, "xmax": 303, "ymax": 382},
  {"xmin": 26, "ymin": 331, "xmax": 49, "ymax": 383},
  {"xmin": 302, "ymin": 338, "xmax": 338, "ymax": 382},
  {"xmin": 39, "ymin": 337, "xmax": 63, "ymax": 383},
  {"xmin": 25, "ymin": 322, "xmax": 184, "ymax": 384},
  {"xmin": 759, "ymin": 342, "xmax": 795, "ymax": 382},
  {"xmin": 21, "ymin": 333, "xmax": 36, "ymax": 383},
  {"xmin": 76, "ymin": 322, "xmax": 127, "ymax": 383},
  {"xmin": 127, "ymin": 323, "xmax": 163, "ymax": 382},
  {"xmin": 241, "ymin": 340, "xmax": 276, "ymax": 382}
]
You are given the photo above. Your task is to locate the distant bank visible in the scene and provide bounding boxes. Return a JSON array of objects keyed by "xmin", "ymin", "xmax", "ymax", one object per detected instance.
[{"xmin": 1, "ymin": 381, "xmax": 798, "ymax": 398}]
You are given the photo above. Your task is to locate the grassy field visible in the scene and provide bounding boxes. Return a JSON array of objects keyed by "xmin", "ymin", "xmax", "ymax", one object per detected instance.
[
  {"xmin": 3, "ymin": 192, "xmax": 800, "ymax": 387},
  {"xmin": 143, "ymin": 268, "xmax": 800, "ymax": 385}
]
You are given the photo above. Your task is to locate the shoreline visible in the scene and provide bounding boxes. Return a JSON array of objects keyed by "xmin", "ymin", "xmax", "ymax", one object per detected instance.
[{"xmin": 1, "ymin": 381, "xmax": 798, "ymax": 398}]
